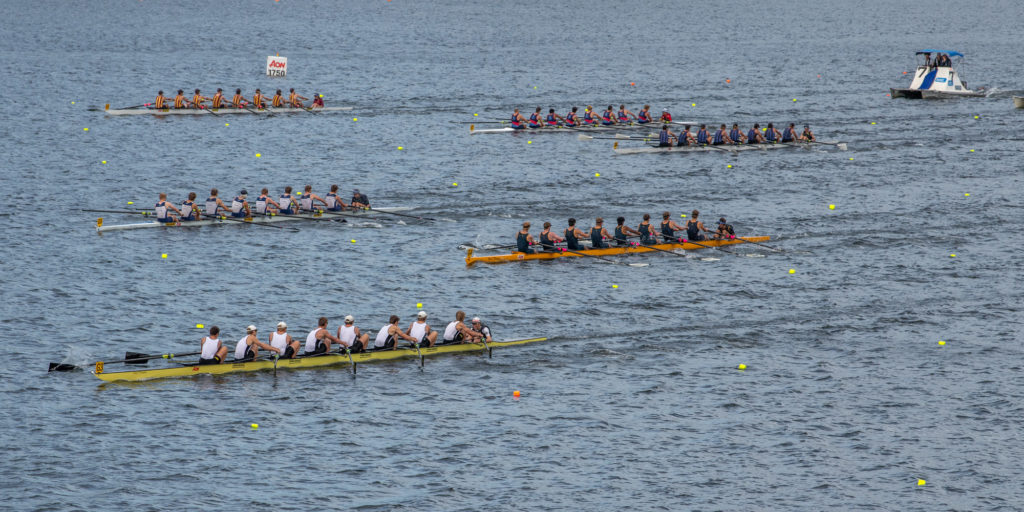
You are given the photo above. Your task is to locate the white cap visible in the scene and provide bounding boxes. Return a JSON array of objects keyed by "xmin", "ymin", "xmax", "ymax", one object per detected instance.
[
  {"xmin": 246, "ymin": 325, "xmax": 257, "ymax": 333},
  {"xmin": 417, "ymin": 311, "xmax": 427, "ymax": 319},
  {"xmin": 276, "ymin": 321, "xmax": 287, "ymax": 329},
  {"xmin": 344, "ymin": 315, "xmax": 354, "ymax": 323},
  {"xmin": 471, "ymin": 317, "xmax": 480, "ymax": 323}
]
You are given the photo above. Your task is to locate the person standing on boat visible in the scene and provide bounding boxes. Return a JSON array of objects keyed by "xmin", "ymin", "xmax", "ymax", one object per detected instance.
[
  {"xmin": 155, "ymin": 192, "xmax": 183, "ymax": 224},
  {"xmin": 614, "ymin": 217, "xmax": 641, "ymax": 246},
  {"xmin": 527, "ymin": 107, "xmax": 544, "ymax": 128},
  {"xmin": 747, "ymin": 123, "xmax": 765, "ymax": 144},
  {"xmin": 564, "ymin": 107, "xmax": 580, "ymax": 127},
  {"xmin": 250, "ymin": 88, "xmax": 267, "ymax": 109},
  {"xmin": 278, "ymin": 186, "xmax": 298, "ymax": 215},
  {"xmin": 470, "ymin": 317, "xmax": 493, "ymax": 342},
  {"xmin": 173, "ymin": 89, "xmax": 188, "ymax": 109},
  {"xmin": 305, "ymin": 317, "xmax": 342, "ymax": 355},
  {"xmin": 545, "ymin": 108, "xmax": 566, "ymax": 127},
  {"xmin": 589, "ymin": 218, "xmax": 612, "ymax": 249},
  {"xmin": 539, "ymin": 222, "xmax": 564, "ymax": 251},
  {"xmin": 781, "ymin": 123, "xmax": 799, "ymax": 143},
  {"xmin": 711, "ymin": 124, "xmax": 733, "ymax": 145},
  {"xmin": 661, "ymin": 212, "xmax": 685, "ymax": 241},
  {"xmin": 729, "ymin": 123, "xmax": 747, "ymax": 145},
  {"xmin": 659, "ymin": 109, "xmax": 673, "ymax": 123},
  {"xmin": 374, "ymin": 315, "xmax": 419, "ymax": 350},
  {"xmin": 289, "ymin": 88, "xmax": 308, "ymax": 108},
  {"xmin": 695, "ymin": 124, "xmax": 712, "ymax": 145},
  {"xmin": 800, "ymin": 125, "xmax": 815, "ymax": 142},
  {"xmin": 198, "ymin": 326, "xmax": 229, "ymax": 365},
  {"xmin": 600, "ymin": 106, "xmax": 617, "ymax": 126},
  {"xmin": 677, "ymin": 125, "xmax": 696, "ymax": 146},
  {"xmin": 269, "ymin": 322, "xmax": 300, "ymax": 359},
  {"xmin": 231, "ymin": 88, "xmax": 246, "ymax": 108},
  {"xmin": 714, "ymin": 218, "xmax": 735, "ymax": 240},
  {"xmin": 234, "ymin": 325, "xmax": 280, "ymax": 361},
  {"xmin": 658, "ymin": 125, "xmax": 677, "ymax": 147},
  {"xmin": 350, "ymin": 189, "xmax": 370, "ymax": 209},
  {"xmin": 637, "ymin": 105, "xmax": 653, "ymax": 124},
  {"xmin": 270, "ymin": 89, "xmax": 285, "ymax": 108},
  {"xmin": 154, "ymin": 90, "xmax": 168, "ymax": 109},
  {"xmin": 300, "ymin": 185, "xmax": 328, "ymax": 213},
  {"xmin": 230, "ymin": 190, "xmax": 251, "ymax": 218},
  {"xmin": 516, "ymin": 222, "xmax": 536, "ymax": 254},
  {"xmin": 564, "ymin": 218, "xmax": 587, "ymax": 251},
  {"xmin": 255, "ymin": 188, "xmax": 281, "ymax": 215},
  {"xmin": 311, "ymin": 93, "xmax": 324, "ymax": 108},
  {"xmin": 179, "ymin": 192, "xmax": 199, "ymax": 221},
  {"xmin": 686, "ymin": 210, "xmax": 709, "ymax": 241},
  {"xmin": 406, "ymin": 311, "xmax": 439, "ymax": 348},
  {"xmin": 204, "ymin": 189, "xmax": 232, "ymax": 217},
  {"xmin": 936, "ymin": 53, "xmax": 951, "ymax": 67},
  {"xmin": 764, "ymin": 123, "xmax": 782, "ymax": 143},
  {"xmin": 510, "ymin": 108, "xmax": 527, "ymax": 130},
  {"xmin": 442, "ymin": 311, "xmax": 481, "ymax": 344},
  {"xmin": 210, "ymin": 88, "xmax": 225, "ymax": 109},
  {"xmin": 337, "ymin": 315, "xmax": 370, "ymax": 353},
  {"xmin": 617, "ymin": 104, "xmax": 637, "ymax": 123},
  {"xmin": 638, "ymin": 214, "xmax": 659, "ymax": 245},
  {"xmin": 191, "ymin": 89, "xmax": 209, "ymax": 109},
  {"xmin": 922, "ymin": 52, "xmax": 932, "ymax": 67}
]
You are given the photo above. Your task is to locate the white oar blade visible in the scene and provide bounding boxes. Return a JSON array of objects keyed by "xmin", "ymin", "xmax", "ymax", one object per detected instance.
[{"xmin": 577, "ymin": 134, "xmax": 593, "ymax": 141}]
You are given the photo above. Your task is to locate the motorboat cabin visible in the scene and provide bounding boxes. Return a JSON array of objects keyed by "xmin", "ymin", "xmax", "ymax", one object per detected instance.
[{"xmin": 890, "ymin": 50, "xmax": 984, "ymax": 99}]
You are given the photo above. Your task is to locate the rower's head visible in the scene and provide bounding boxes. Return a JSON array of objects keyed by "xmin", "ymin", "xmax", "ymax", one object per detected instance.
[
  {"xmin": 619, "ymin": 105, "xmax": 625, "ymax": 110},
  {"xmin": 289, "ymin": 88, "xmax": 295, "ymax": 93},
  {"xmin": 719, "ymin": 217, "xmax": 727, "ymax": 225},
  {"xmin": 804, "ymin": 125, "xmax": 810, "ymax": 130},
  {"xmin": 236, "ymin": 88, "xmax": 241, "ymax": 94},
  {"xmin": 284, "ymin": 186, "xmax": 292, "ymax": 193},
  {"xmin": 543, "ymin": 221, "xmax": 551, "ymax": 229},
  {"xmin": 471, "ymin": 317, "xmax": 481, "ymax": 326},
  {"xmin": 767, "ymin": 122, "xmax": 774, "ymax": 128},
  {"xmin": 159, "ymin": 192, "xmax": 167, "ymax": 200},
  {"xmin": 276, "ymin": 321, "xmax": 287, "ymax": 331},
  {"xmin": 246, "ymin": 325, "xmax": 257, "ymax": 334},
  {"xmin": 522, "ymin": 221, "xmax": 530, "ymax": 230},
  {"xmin": 330, "ymin": 184, "xmax": 339, "ymax": 192},
  {"xmin": 217, "ymin": 88, "xmax": 222, "ymax": 92},
  {"xmin": 304, "ymin": 185, "xmax": 312, "ymax": 193},
  {"xmin": 158, "ymin": 90, "xmax": 163, "ymax": 95},
  {"xmin": 177, "ymin": 89, "xmax": 183, "ymax": 94},
  {"xmin": 455, "ymin": 310, "xmax": 465, "ymax": 321},
  {"xmin": 732, "ymin": 123, "xmax": 739, "ymax": 129},
  {"xmin": 595, "ymin": 217, "xmax": 604, "ymax": 225},
  {"xmin": 318, "ymin": 316, "xmax": 328, "ymax": 327},
  {"xmin": 188, "ymin": 192, "xmax": 196, "ymax": 200},
  {"xmin": 691, "ymin": 209, "xmax": 700, "ymax": 219},
  {"xmin": 568, "ymin": 218, "xmax": 576, "ymax": 226},
  {"xmin": 209, "ymin": 325, "xmax": 220, "ymax": 336},
  {"xmin": 643, "ymin": 213, "xmax": 650, "ymax": 221},
  {"xmin": 344, "ymin": 315, "xmax": 354, "ymax": 325},
  {"xmin": 789, "ymin": 123, "xmax": 795, "ymax": 128},
  {"xmin": 607, "ymin": 105, "xmax": 613, "ymax": 111},
  {"xmin": 255, "ymin": 88, "xmax": 261, "ymax": 93},
  {"xmin": 535, "ymin": 107, "xmax": 541, "ymax": 112},
  {"xmin": 617, "ymin": 216, "xmax": 625, "ymax": 226},
  {"xmin": 210, "ymin": 188, "xmax": 218, "ymax": 197},
  {"xmin": 417, "ymin": 311, "xmax": 427, "ymax": 321},
  {"xmin": 549, "ymin": 108, "xmax": 555, "ymax": 114},
  {"xmin": 276, "ymin": 89, "xmax": 282, "ymax": 95},
  {"xmin": 194, "ymin": 89, "xmax": 200, "ymax": 94},
  {"xmin": 661, "ymin": 125, "xmax": 668, "ymax": 131},
  {"xmin": 260, "ymin": 188, "xmax": 269, "ymax": 195},
  {"xmin": 700, "ymin": 124, "xmax": 706, "ymax": 129},
  {"xmin": 753, "ymin": 123, "xmax": 760, "ymax": 129},
  {"xmin": 720, "ymin": 124, "xmax": 726, "ymax": 129},
  {"xmin": 662, "ymin": 211, "xmax": 670, "ymax": 219},
  {"xmin": 514, "ymin": 108, "xmax": 519, "ymax": 113},
  {"xmin": 572, "ymin": 106, "xmax": 578, "ymax": 112},
  {"xmin": 389, "ymin": 315, "xmax": 400, "ymax": 325},
  {"xmin": 644, "ymin": 104, "xmax": 650, "ymax": 109},
  {"xmin": 684, "ymin": 125, "xmax": 691, "ymax": 130},
  {"xmin": 239, "ymin": 189, "xmax": 248, "ymax": 197}
]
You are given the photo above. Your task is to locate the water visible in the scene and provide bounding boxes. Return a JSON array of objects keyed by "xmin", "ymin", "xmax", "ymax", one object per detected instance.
[{"xmin": 2, "ymin": 0, "xmax": 1023, "ymax": 509}]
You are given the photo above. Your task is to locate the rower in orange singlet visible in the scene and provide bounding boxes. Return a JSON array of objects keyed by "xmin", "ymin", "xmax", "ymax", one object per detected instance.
[
  {"xmin": 173, "ymin": 89, "xmax": 188, "ymax": 109},
  {"xmin": 210, "ymin": 88, "xmax": 225, "ymax": 109},
  {"xmin": 271, "ymin": 89, "xmax": 285, "ymax": 107},
  {"xmin": 289, "ymin": 88, "xmax": 308, "ymax": 108},
  {"xmin": 250, "ymin": 89, "xmax": 266, "ymax": 109},
  {"xmin": 154, "ymin": 90, "xmax": 168, "ymax": 109},
  {"xmin": 231, "ymin": 88, "xmax": 245, "ymax": 107},
  {"xmin": 191, "ymin": 89, "xmax": 210, "ymax": 109}
]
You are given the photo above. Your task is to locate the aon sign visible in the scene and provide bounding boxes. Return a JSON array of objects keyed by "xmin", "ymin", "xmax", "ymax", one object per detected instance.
[{"xmin": 266, "ymin": 56, "xmax": 287, "ymax": 77}]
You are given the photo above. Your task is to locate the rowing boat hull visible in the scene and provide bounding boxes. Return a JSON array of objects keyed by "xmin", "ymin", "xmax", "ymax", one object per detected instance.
[
  {"xmin": 470, "ymin": 123, "xmax": 656, "ymax": 135},
  {"xmin": 104, "ymin": 106, "xmax": 353, "ymax": 116},
  {"xmin": 95, "ymin": 207, "xmax": 412, "ymax": 232},
  {"xmin": 93, "ymin": 337, "xmax": 547, "ymax": 382},
  {"xmin": 465, "ymin": 237, "xmax": 770, "ymax": 265},
  {"xmin": 614, "ymin": 141, "xmax": 841, "ymax": 155}
]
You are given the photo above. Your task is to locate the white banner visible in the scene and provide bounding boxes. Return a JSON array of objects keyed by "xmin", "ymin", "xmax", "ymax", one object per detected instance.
[{"xmin": 266, "ymin": 56, "xmax": 287, "ymax": 77}]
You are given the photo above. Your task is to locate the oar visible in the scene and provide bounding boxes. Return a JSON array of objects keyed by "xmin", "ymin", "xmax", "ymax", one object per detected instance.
[
  {"xmin": 453, "ymin": 121, "xmax": 508, "ymax": 124},
  {"xmin": 665, "ymin": 236, "xmax": 737, "ymax": 255},
  {"xmin": 578, "ymin": 133, "xmax": 656, "ymax": 141},
  {"xmin": 365, "ymin": 208, "xmax": 435, "ymax": 221},
  {"xmin": 554, "ymin": 246, "xmax": 649, "ymax": 267},
  {"xmin": 82, "ymin": 209, "xmax": 154, "ymax": 215},
  {"xmin": 628, "ymin": 241, "xmax": 691, "ymax": 259},
  {"xmin": 200, "ymin": 213, "xmax": 295, "ymax": 230},
  {"xmin": 48, "ymin": 350, "xmax": 201, "ymax": 372},
  {"xmin": 411, "ymin": 342, "xmax": 424, "ymax": 368},
  {"xmin": 804, "ymin": 140, "xmax": 848, "ymax": 150},
  {"xmin": 724, "ymin": 235, "xmax": 783, "ymax": 252}
]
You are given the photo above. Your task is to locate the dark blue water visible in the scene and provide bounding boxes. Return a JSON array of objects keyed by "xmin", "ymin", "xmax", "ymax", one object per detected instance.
[{"xmin": 2, "ymin": 0, "xmax": 1023, "ymax": 510}]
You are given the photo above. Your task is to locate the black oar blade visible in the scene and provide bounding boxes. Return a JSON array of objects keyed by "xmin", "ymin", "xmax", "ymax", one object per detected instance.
[
  {"xmin": 124, "ymin": 351, "xmax": 150, "ymax": 365},
  {"xmin": 48, "ymin": 362, "xmax": 78, "ymax": 372}
]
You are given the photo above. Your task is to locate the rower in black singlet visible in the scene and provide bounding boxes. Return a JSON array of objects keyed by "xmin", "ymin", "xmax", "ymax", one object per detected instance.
[
  {"xmin": 539, "ymin": 222, "xmax": 563, "ymax": 251},
  {"xmin": 564, "ymin": 218, "xmax": 586, "ymax": 251},
  {"xmin": 686, "ymin": 209, "xmax": 707, "ymax": 241},
  {"xmin": 638, "ymin": 214, "xmax": 658, "ymax": 245},
  {"xmin": 516, "ymin": 222, "xmax": 535, "ymax": 254},
  {"xmin": 614, "ymin": 217, "xmax": 640, "ymax": 246},
  {"xmin": 590, "ymin": 218, "xmax": 611, "ymax": 249}
]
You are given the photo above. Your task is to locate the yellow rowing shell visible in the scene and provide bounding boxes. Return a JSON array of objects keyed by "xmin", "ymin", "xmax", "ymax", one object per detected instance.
[
  {"xmin": 464, "ymin": 236, "xmax": 770, "ymax": 265},
  {"xmin": 93, "ymin": 337, "xmax": 546, "ymax": 382}
]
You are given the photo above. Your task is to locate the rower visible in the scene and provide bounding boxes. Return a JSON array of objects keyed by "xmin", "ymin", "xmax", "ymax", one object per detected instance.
[
  {"xmin": 564, "ymin": 107, "xmax": 580, "ymax": 127},
  {"xmin": 324, "ymin": 185, "xmax": 347, "ymax": 211},
  {"xmin": 198, "ymin": 326, "xmax": 228, "ymax": 365},
  {"xmin": 590, "ymin": 217, "xmax": 612, "ymax": 249},
  {"xmin": 231, "ymin": 88, "xmax": 245, "ymax": 108},
  {"xmin": 269, "ymin": 321, "xmax": 300, "ymax": 359},
  {"xmin": 638, "ymin": 213, "xmax": 659, "ymax": 245},
  {"xmin": 270, "ymin": 89, "xmax": 285, "ymax": 108},
  {"xmin": 614, "ymin": 216, "xmax": 641, "ymax": 246},
  {"xmin": 695, "ymin": 124, "xmax": 711, "ymax": 145},
  {"xmin": 600, "ymin": 105, "xmax": 616, "ymax": 126},
  {"xmin": 729, "ymin": 123, "xmax": 747, "ymax": 144},
  {"xmin": 406, "ymin": 311, "xmax": 438, "ymax": 348},
  {"xmin": 234, "ymin": 325, "xmax": 280, "ymax": 361},
  {"xmin": 336, "ymin": 315, "xmax": 369, "ymax": 352},
  {"xmin": 305, "ymin": 316, "xmax": 341, "ymax": 355},
  {"xmin": 442, "ymin": 310, "xmax": 481, "ymax": 344},
  {"xmin": 350, "ymin": 188, "xmax": 370, "ymax": 208},
  {"xmin": 539, "ymin": 221, "xmax": 564, "ymax": 251},
  {"xmin": 637, "ymin": 105, "xmax": 652, "ymax": 124},
  {"xmin": 179, "ymin": 192, "xmax": 199, "ymax": 221},
  {"xmin": 374, "ymin": 315, "xmax": 418, "ymax": 350},
  {"xmin": 801, "ymin": 125, "xmax": 815, "ymax": 142},
  {"xmin": 173, "ymin": 89, "xmax": 188, "ymax": 109},
  {"xmin": 510, "ymin": 108, "xmax": 527, "ymax": 130},
  {"xmin": 311, "ymin": 93, "xmax": 324, "ymax": 108},
  {"xmin": 686, "ymin": 209, "xmax": 709, "ymax": 241},
  {"xmin": 564, "ymin": 218, "xmax": 587, "ymax": 250},
  {"xmin": 210, "ymin": 88, "xmax": 225, "ymax": 109},
  {"xmin": 617, "ymin": 104, "xmax": 637, "ymax": 123},
  {"xmin": 299, "ymin": 185, "xmax": 328, "ymax": 213},
  {"xmin": 204, "ymin": 188, "xmax": 232, "ymax": 217},
  {"xmin": 711, "ymin": 124, "xmax": 733, "ymax": 145},
  {"xmin": 230, "ymin": 190, "xmax": 251, "ymax": 218},
  {"xmin": 764, "ymin": 122, "xmax": 781, "ymax": 143},
  {"xmin": 251, "ymin": 88, "xmax": 266, "ymax": 109},
  {"xmin": 714, "ymin": 217, "xmax": 735, "ymax": 239},
  {"xmin": 677, "ymin": 125, "xmax": 696, "ymax": 146},
  {"xmin": 582, "ymin": 106, "xmax": 599, "ymax": 125},
  {"xmin": 660, "ymin": 211, "xmax": 684, "ymax": 240},
  {"xmin": 659, "ymin": 109, "xmax": 672, "ymax": 123},
  {"xmin": 154, "ymin": 90, "xmax": 167, "ymax": 109},
  {"xmin": 747, "ymin": 123, "xmax": 765, "ymax": 144},
  {"xmin": 256, "ymin": 188, "xmax": 281, "ymax": 215},
  {"xmin": 546, "ymin": 108, "xmax": 565, "ymax": 126},
  {"xmin": 658, "ymin": 124, "xmax": 677, "ymax": 147},
  {"xmin": 470, "ymin": 317, "xmax": 492, "ymax": 341},
  {"xmin": 289, "ymin": 88, "xmax": 308, "ymax": 108},
  {"xmin": 516, "ymin": 222, "xmax": 535, "ymax": 254},
  {"xmin": 154, "ymin": 192, "xmax": 183, "ymax": 224},
  {"xmin": 278, "ymin": 186, "xmax": 298, "ymax": 214},
  {"xmin": 191, "ymin": 89, "xmax": 209, "ymax": 109},
  {"xmin": 527, "ymin": 107, "xmax": 544, "ymax": 128},
  {"xmin": 781, "ymin": 123, "xmax": 799, "ymax": 143}
]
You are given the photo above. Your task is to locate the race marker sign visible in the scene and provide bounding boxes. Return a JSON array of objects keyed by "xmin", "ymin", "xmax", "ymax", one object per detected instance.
[{"xmin": 266, "ymin": 56, "xmax": 287, "ymax": 77}]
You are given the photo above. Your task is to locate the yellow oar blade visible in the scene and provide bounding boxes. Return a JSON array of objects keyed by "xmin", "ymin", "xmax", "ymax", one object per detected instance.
[
  {"xmin": 96, "ymin": 217, "xmax": 103, "ymax": 227},
  {"xmin": 104, "ymin": 103, "xmax": 110, "ymax": 110}
]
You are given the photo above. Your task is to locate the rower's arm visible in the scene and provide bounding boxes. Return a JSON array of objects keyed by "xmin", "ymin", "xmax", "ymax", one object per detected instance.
[{"xmin": 254, "ymin": 339, "xmax": 278, "ymax": 352}]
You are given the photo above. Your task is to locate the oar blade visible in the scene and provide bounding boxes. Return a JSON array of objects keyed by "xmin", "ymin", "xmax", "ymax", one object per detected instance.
[
  {"xmin": 124, "ymin": 351, "xmax": 150, "ymax": 365},
  {"xmin": 48, "ymin": 362, "xmax": 78, "ymax": 372}
]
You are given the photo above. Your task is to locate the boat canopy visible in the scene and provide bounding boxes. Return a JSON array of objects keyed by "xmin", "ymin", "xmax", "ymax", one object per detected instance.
[{"xmin": 916, "ymin": 49, "xmax": 964, "ymax": 58}]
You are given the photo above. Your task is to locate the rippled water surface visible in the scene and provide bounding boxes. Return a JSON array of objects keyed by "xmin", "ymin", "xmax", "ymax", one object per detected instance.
[{"xmin": 2, "ymin": 0, "xmax": 1023, "ymax": 510}]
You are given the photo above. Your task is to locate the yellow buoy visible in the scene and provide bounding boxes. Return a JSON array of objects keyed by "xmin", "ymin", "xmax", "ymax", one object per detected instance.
[
  {"xmin": 938, "ymin": 340, "xmax": 946, "ymax": 346},
  {"xmin": 950, "ymin": 254, "xmax": 956, "ymax": 258},
  {"xmin": 127, "ymin": 201, "xmax": 134, "ymax": 205},
  {"xmin": 527, "ymin": 140, "xmax": 532, "ymax": 144},
  {"xmin": 738, "ymin": 363, "xmax": 747, "ymax": 370},
  {"xmin": 224, "ymin": 123, "xmax": 229, "ymax": 126},
  {"xmin": 101, "ymin": 161, "xmax": 107, "ymax": 164},
  {"xmin": 353, "ymin": 118, "xmax": 357, "ymax": 121},
  {"xmin": 917, "ymin": 479, "xmax": 926, "ymax": 486},
  {"xmin": 964, "ymin": 193, "xmax": 970, "ymax": 197},
  {"xmin": 397, "ymin": 146, "xmax": 403, "ymax": 150},
  {"xmin": 83, "ymin": 127, "xmax": 89, "ymax": 131},
  {"xmin": 161, "ymin": 253, "xmax": 167, "ymax": 259},
  {"xmin": 251, "ymin": 423, "xmax": 259, "ymax": 429},
  {"xmin": 594, "ymin": 172, "xmax": 600, "ymax": 177},
  {"xmin": 513, "ymin": 390, "xmax": 521, "ymax": 397},
  {"xmin": 255, "ymin": 153, "xmax": 261, "ymax": 158},
  {"xmin": 727, "ymin": 164, "xmax": 732, "ymax": 168},
  {"xmin": 473, "ymin": 113, "xmax": 478, "ymax": 116},
  {"xmin": 829, "ymin": 204, "xmax": 835, "ymax": 210},
  {"xmin": 789, "ymin": 269, "xmax": 796, "ymax": 274},
  {"xmin": 350, "ymin": 239, "xmax": 356, "ymax": 243},
  {"xmin": 452, "ymin": 182, "xmax": 458, "ymax": 186},
  {"xmin": 612, "ymin": 284, "xmax": 618, "ymax": 289},
  {"xmin": 196, "ymin": 324, "xmax": 204, "ymax": 329},
  {"xmin": 416, "ymin": 303, "xmax": 422, "ymax": 308}
]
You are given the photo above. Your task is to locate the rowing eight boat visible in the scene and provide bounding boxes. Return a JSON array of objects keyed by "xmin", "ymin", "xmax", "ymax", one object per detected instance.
[
  {"xmin": 92, "ymin": 337, "xmax": 547, "ymax": 382},
  {"xmin": 464, "ymin": 237, "xmax": 769, "ymax": 265},
  {"xmin": 470, "ymin": 123, "xmax": 660, "ymax": 135},
  {"xmin": 95, "ymin": 207, "xmax": 413, "ymax": 232},
  {"xmin": 104, "ymin": 106, "xmax": 354, "ymax": 116},
  {"xmin": 613, "ymin": 140, "xmax": 846, "ymax": 155}
]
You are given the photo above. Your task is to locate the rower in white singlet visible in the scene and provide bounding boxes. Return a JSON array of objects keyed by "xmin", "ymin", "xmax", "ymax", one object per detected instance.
[
  {"xmin": 304, "ymin": 316, "xmax": 341, "ymax": 355},
  {"xmin": 442, "ymin": 310, "xmax": 481, "ymax": 344},
  {"xmin": 198, "ymin": 326, "xmax": 228, "ymax": 364},
  {"xmin": 324, "ymin": 184, "xmax": 348, "ymax": 212},
  {"xmin": 374, "ymin": 315, "xmax": 418, "ymax": 350},
  {"xmin": 233, "ymin": 325, "xmax": 280, "ymax": 361},
  {"xmin": 179, "ymin": 192, "xmax": 199, "ymax": 221},
  {"xmin": 230, "ymin": 189, "xmax": 251, "ymax": 218},
  {"xmin": 204, "ymin": 188, "xmax": 232, "ymax": 217},
  {"xmin": 154, "ymin": 192, "xmax": 183, "ymax": 224},
  {"xmin": 278, "ymin": 186, "xmax": 298, "ymax": 215},
  {"xmin": 269, "ymin": 321, "xmax": 300, "ymax": 359},
  {"xmin": 406, "ymin": 311, "xmax": 438, "ymax": 347},
  {"xmin": 336, "ymin": 315, "xmax": 370, "ymax": 352},
  {"xmin": 299, "ymin": 185, "xmax": 328, "ymax": 213},
  {"xmin": 255, "ymin": 188, "xmax": 281, "ymax": 215}
]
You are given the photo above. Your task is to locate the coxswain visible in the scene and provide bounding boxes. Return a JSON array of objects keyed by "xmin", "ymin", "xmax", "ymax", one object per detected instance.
[
  {"xmin": 582, "ymin": 106, "xmax": 599, "ymax": 125},
  {"xmin": 210, "ymin": 88, "xmax": 225, "ymax": 109},
  {"xmin": 204, "ymin": 188, "xmax": 232, "ymax": 217},
  {"xmin": 299, "ymin": 185, "xmax": 328, "ymax": 212},
  {"xmin": 516, "ymin": 222, "xmax": 535, "ymax": 254},
  {"xmin": 154, "ymin": 192, "xmax": 183, "ymax": 224},
  {"xmin": 729, "ymin": 123, "xmax": 747, "ymax": 145},
  {"xmin": 658, "ymin": 124, "xmax": 677, "ymax": 147},
  {"xmin": 660, "ymin": 211, "xmax": 685, "ymax": 240},
  {"xmin": 442, "ymin": 311, "xmax": 481, "ymax": 344},
  {"xmin": 250, "ymin": 88, "xmax": 267, "ymax": 109},
  {"xmin": 179, "ymin": 192, "xmax": 199, "ymax": 221},
  {"xmin": 510, "ymin": 108, "xmax": 527, "ymax": 130},
  {"xmin": 764, "ymin": 122, "xmax": 781, "ymax": 143},
  {"xmin": 695, "ymin": 124, "xmax": 711, "ymax": 145},
  {"xmin": 198, "ymin": 326, "xmax": 229, "ymax": 365},
  {"xmin": 781, "ymin": 123, "xmax": 799, "ymax": 142},
  {"xmin": 230, "ymin": 190, "xmax": 251, "ymax": 218},
  {"xmin": 255, "ymin": 188, "xmax": 281, "ymax": 215},
  {"xmin": 406, "ymin": 311, "xmax": 438, "ymax": 348},
  {"xmin": 747, "ymin": 123, "xmax": 765, "ymax": 144},
  {"xmin": 271, "ymin": 89, "xmax": 285, "ymax": 108},
  {"xmin": 470, "ymin": 317, "xmax": 492, "ymax": 341},
  {"xmin": 714, "ymin": 217, "xmax": 735, "ymax": 240},
  {"xmin": 350, "ymin": 188, "xmax": 370, "ymax": 208},
  {"xmin": 374, "ymin": 315, "xmax": 418, "ymax": 350},
  {"xmin": 337, "ymin": 315, "xmax": 369, "ymax": 352},
  {"xmin": 234, "ymin": 325, "xmax": 280, "ymax": 361},
  {"xmin": 564, "ymin": 107, "xmax": 580, "ymax": 127},
  {"xmin": 311, "ymin": 93, "xmax": 324, "ymax": 108},
  {"xmin": 324, "ymin": 184, "xmax": 347, "ymax": 211},
  {"xmin": 637, "ymin": 105, "xmax": 653, "ymax": 124},
  {"xmin": 614, "ymin": 217, "xmax": 641, "ymax": 246},
  {"xmin": 600, "ymin": 105, "xmax": 617, "ymax": 126},
  {"xmin": 539, "ymin": 221, "xmax": 564, "ymax": 251},
  {"xmin": 677, "ymin": 125, "xmax": 696, "ymax": 146},
  {"xmin": 269, "ymin": 321, "xmax": 301, "ymax": 359},
  {"xmin": 191, "ymin": 89, "xmax": 209, "ymax": 109},
  {"xmin": 564, "ymin": 218, "xmax": 587, "ymax": 250},
  {"xmin": 154, "ymin": 90, "xmax": 168, "ymax": 109},
  {"xmin": 278, "ymin": 186, "xmax": 297, "ymax": 214},
  {"xmin": 527, "ymin": 107, "xmax": 544, "ymax": 128},
  {"xmin": 617, "ymin": 104, "xmax": 637, "ymax": 123},
  {"xmin": 686, "ymin": 209, "xmax": 709, "ymax": 241},
  {"xmin": 231, "ymin": 88, "xmax": 245, "ymax": 107},
  {"xmin": 801, "ymin": 125, "xmax": 815, "ymax": 142},
  {"xmin": 173, "ymin": 89, "xmax": 188, "ymax": 109},
  {"xmin": 638, "ymin": 213, "xmax": 659, "ymax": 245},
  {"xmin": 305, "ymin": 316, "xmax": 342, "ymax": 355},
  {"xmin": 289, "ymin": 88, "xmax": 308, "ymax": 108},
  {"xmin": 659, "ymin": 109, "xmax": 673, "ymax": 123},
  {"xmin": 589, "ymin": 218, "xmax": 612, "ymax": 249},
  {"xmin": 711, "ymin": 124, "xmax": 733, "ymax": 145},
  {"xmin": 545, "ymin": 108, "xmax": 565, "ymax": 126}
]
